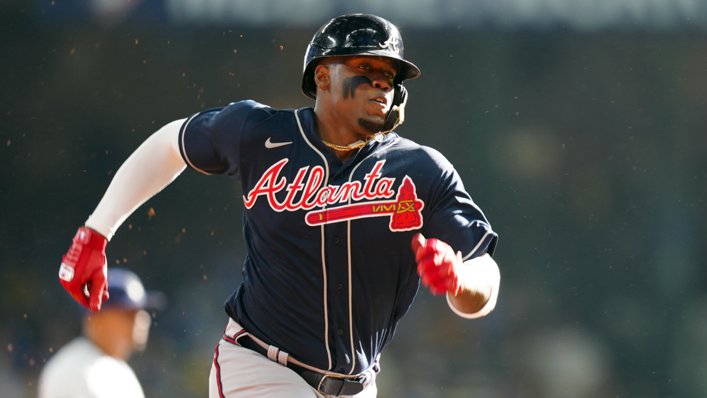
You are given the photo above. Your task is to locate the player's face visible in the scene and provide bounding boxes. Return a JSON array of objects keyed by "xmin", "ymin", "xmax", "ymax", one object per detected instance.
[
  {"xmin": 94, "ymin": 308, "xmax": 151, "ymax": 357},
  {"xmin": 325, "ymin": 56, "xmax": 399, "ymax": 134}
]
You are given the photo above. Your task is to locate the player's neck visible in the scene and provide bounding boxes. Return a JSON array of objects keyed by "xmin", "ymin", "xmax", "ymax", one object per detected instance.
[
  {"xmin": 85, "ymin": 331, "xmax": 132, "ymax": 361},
  {"xmin": 313, "ymin": 110, "xmax": 365, "ymax": 162}
]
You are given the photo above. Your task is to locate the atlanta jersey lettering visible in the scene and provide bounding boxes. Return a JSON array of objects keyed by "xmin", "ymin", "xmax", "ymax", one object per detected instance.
[{"xmin": 178, "ymin": 100, "xmax": 498, "ymax": 375}]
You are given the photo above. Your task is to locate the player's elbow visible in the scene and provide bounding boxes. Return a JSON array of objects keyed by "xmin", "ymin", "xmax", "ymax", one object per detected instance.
[{"xmin": 447, "ymin": 254, "xmax": 500, "ymax": 319}]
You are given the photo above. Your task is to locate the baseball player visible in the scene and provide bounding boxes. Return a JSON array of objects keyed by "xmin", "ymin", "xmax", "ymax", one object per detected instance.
[
  {"xmin": 58, "ymin": 14, "xmax": 500, "ymax": 397},
  {"xmin": 39, "ymin": 268, "xmax": 165, "ymax": 398}
]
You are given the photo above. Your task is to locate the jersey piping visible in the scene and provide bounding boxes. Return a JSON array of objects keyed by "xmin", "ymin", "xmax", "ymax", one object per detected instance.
[
  {"xmin": 179, "ymin": 113, "xmax": 211, "ymax": 175},
  {"xmin": 294, "ymin": 109, "xmax": 332, "ymax": 371},
  {"xmin": 462, "ymin": 225, "xmax": 495, "ymax": 261}
]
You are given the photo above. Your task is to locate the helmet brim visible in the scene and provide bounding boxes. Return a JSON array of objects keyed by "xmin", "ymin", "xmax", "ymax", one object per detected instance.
[{"xmin": 301, "ymin": 51, "xmax": 421, "ymax": 100}]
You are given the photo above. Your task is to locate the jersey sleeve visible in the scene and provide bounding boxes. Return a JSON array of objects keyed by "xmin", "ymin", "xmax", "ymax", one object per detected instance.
[
  {"xmin": 178, "ymin": 100, "xmax": 262, "ymax": 177},
  {"xmin": 421, "ymin": 148, "xmax": 498, "ymax": 260}
]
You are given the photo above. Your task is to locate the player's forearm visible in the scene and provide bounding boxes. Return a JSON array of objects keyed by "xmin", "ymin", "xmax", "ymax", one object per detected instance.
[
  {"xmin": 85, "ymin": 119, "xmax": 187, "ymax": 240},
  {"xmin": 447, "ymin": 254, "xmax": 500, "ymax": 318}
]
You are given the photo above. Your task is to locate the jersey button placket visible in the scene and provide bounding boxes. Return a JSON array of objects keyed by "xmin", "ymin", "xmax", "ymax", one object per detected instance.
[{"xmin": 326, "ymin": 221, "xmax": 351, "ymax": 373}]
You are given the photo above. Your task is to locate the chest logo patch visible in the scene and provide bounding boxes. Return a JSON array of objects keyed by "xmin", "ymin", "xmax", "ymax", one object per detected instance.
[
  {"xmin": 305, "ymin": 176, "xmax": 423, "ymax": 231},
  {"xmin": 243, "ymin": 159, "xmax": 424, "ymax": 232}
]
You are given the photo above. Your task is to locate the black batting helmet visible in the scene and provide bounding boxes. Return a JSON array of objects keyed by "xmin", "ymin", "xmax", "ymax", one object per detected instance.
[{"xmin": 301, "ymin": 14, "xmax": 421, "ymax": 100}]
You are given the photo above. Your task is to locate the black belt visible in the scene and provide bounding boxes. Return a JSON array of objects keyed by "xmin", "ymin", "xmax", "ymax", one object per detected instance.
[{"xmin": 236, "ymin": 335, "xmax": 366, "ymax": 397}]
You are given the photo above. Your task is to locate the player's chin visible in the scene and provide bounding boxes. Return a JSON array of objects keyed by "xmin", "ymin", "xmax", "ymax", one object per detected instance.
[{"xmin": 357, "ymin": 117, "xmax": 384, "ymax": 135}]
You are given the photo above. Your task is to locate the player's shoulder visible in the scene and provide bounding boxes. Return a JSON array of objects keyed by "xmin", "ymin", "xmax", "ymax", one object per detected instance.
[
  {"xmin": 39, "ymin": 338, "xmax": 100, "ymax": 393},
  {"xmin": 184, "ymin": 100, "xmax": 298, "ymax": 136},
  {"xmin": 389, "ymin": 135, "xmax": 454, "ymax": 170},
  {"xmin": 204, "ymin": 99, "xmax": 276, "ymax": 119},
  {"xmin": 45, "ymin": 337, "xmax": 101, "ymax": 367}
]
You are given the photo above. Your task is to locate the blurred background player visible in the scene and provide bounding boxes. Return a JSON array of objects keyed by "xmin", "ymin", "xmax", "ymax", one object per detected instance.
[{"xmin": 38, "ymin": 268, "xmax": 165, "ymax": 398}]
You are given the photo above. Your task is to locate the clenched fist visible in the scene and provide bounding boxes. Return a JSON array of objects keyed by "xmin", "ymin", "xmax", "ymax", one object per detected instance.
[
  {"xmin": 59, "ymin": 226, "xmax": 109, "ymax": 311},
  {"xmin": 411, "ymin": 233, "xmax": 464, "ymax": 296}
]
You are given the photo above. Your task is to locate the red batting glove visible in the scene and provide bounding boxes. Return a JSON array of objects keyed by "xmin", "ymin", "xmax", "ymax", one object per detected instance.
[
  {"xmin": 59, "ymin": 226, "xmax": 109, "ymax": 311},
  {"xmin": 411, "ymin": 233, "xmax": 464, "ymax": 296}
]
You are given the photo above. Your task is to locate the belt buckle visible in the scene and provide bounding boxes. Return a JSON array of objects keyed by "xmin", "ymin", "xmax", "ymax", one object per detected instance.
[{"xmin": 317, "ymin": 374, "xmax": 344, "ymax": 396}]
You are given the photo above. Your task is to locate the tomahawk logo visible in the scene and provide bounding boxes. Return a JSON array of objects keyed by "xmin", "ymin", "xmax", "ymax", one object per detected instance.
[{"xmin": 243, "ymin": 159, "xmax": 424, "ymax": 231}]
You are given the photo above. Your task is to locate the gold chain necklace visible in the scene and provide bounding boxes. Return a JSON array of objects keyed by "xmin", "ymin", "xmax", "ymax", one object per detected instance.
[
  {"xmin": 321, "ymin": 133, "xmax": 385, "ymax": 151},
  {"xmin": 321, "ymin": 140, "xmax": 366, "ymax": 151}
]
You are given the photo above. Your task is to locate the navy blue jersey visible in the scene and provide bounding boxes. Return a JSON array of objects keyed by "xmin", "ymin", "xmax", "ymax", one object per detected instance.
[{"xmin": 178, "ymin": 100, "xmax": 498, "ymax": 375}]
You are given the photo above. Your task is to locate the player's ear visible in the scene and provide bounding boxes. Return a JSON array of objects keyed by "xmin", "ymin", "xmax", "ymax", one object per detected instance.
[{"xmin": 313, "ymin": 64, "xmax": 330, "ymax": 91}]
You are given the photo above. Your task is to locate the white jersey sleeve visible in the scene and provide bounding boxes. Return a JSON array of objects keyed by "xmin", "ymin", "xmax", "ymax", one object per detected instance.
[{"xmin": 85, "ymin": 119, "xmax": 187, "ymax": 241}]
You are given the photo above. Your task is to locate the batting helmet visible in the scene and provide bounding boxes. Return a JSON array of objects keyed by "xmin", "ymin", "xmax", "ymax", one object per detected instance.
[{"xmin": 301, "ymin": 14, "xmax": 421, "ymax": 100}]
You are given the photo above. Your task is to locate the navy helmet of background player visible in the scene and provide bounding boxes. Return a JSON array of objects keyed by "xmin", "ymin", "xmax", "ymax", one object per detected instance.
[{"xmin": 58, "ymin": 13, "xmax": 500, "ymax": 397}]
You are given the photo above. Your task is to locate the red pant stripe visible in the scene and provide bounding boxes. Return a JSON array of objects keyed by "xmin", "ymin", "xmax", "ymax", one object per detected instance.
[{"xmin": 214, "ymin": 344, "xmax": 226, "ymax": 398}]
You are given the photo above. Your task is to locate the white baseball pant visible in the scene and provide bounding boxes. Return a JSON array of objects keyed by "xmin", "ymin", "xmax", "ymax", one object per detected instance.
[{"xmin": 209, "ymin": 319, "xmax": 378, "ymax": 398}]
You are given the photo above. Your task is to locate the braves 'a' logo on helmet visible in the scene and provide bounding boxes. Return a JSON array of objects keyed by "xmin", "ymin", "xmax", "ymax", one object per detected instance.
[{"xmin": 378, "ymin": 34, "xmax": 400, "ymax": 53}]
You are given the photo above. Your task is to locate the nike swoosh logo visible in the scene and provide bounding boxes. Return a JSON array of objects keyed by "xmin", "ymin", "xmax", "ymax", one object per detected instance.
[{"xmin": 265, "ymin": 137, "xmax": 293, "ymax": 149}]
